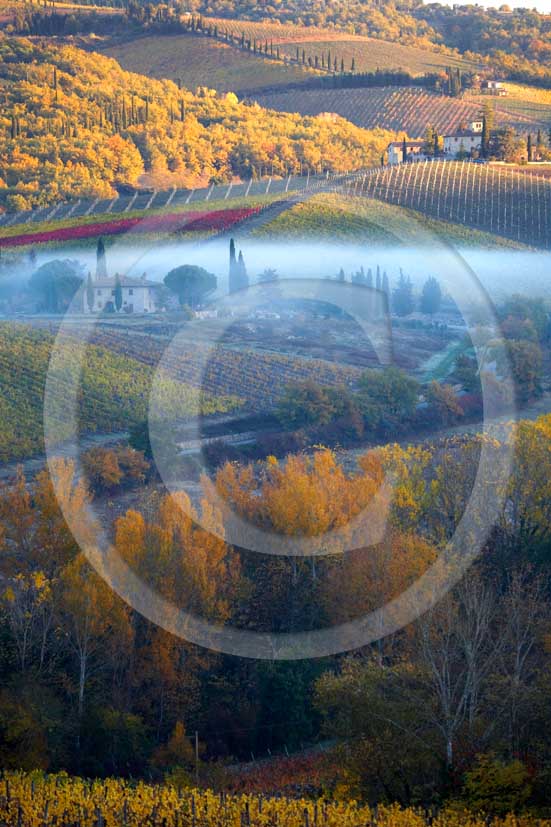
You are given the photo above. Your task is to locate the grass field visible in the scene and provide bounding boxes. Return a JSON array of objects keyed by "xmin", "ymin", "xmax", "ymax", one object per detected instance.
[
  {"xmin": 252, "ymin": 192, "xmax": 531, "ymax": 249},
  {"xmin": 252, "ymin": 86, "xmax": 539, "ymax": 138},
  {"xmin": 101, "ymin": 34, "xmax": 315, "ymax": 93}
]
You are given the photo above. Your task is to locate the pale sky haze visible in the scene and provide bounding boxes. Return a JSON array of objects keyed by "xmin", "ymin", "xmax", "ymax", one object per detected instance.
[{"xmin": 435, "ymin": 0, "xmax": 550, "ymax": 11}]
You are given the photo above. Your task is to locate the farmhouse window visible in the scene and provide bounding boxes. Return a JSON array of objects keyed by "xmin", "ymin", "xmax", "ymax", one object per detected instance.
[{"xmin": 129, "ymin": 288, "xmax": 134, "ymax": 295}]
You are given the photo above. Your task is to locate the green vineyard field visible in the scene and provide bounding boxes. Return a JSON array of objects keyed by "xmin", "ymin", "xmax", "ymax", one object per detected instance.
[
  {"xmin": 346, "ymin": 161, "xmax": 551, "ymax": 249},
  {"xmin": 252, "ymin": 192, "xmax": 530, "ymax": 249}
]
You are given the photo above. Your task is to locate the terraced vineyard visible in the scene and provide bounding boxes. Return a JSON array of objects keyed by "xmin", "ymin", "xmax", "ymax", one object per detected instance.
[
  {"xmin": 253, "ymin": 86, "xmax": 540, "ymax": 137},
  {"xmin": 81, "ymin": 327, "xmax": 364, "ymax": 411},
  {"xmin": 346, "ymin": 161, "xmax": 551, "ymax": 249}
]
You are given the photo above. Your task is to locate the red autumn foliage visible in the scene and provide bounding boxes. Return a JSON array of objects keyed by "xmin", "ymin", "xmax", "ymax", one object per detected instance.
[{"xmin": 0, "ymin": 207, "xmax": 260, "ymax": 248}]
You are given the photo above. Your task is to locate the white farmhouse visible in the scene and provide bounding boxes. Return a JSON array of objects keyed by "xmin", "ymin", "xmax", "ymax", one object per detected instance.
[{"xmin": 84, "ymin": 274, "xmax": 159, "ymax": 314}]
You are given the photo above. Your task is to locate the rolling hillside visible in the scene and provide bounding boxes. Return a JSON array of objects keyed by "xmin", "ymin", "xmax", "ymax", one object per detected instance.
[
  {"xmin": 206, "ymin": 17, "xmax": 476, "ymax": 76},
  {"xmin": 255, "ymin": 87, "xmax": 550, "ymax": 137},
  {"xmin": 0, "ymin": 37, "xmax": 396, "ymax": 211},
  {"xmin": 250, "ymin": 192, "xmax": 531, "ymax": 250},
  {"xmin": 101, "ymin": 34, "xmax": 316, "ymax": 93},
  {"xmin": 346, "ymin": 161, "xmax": 551, "ymax": 249},
  {"xmin": 99, "ymin": 19, "xmax": 477, "ymax": 97},
  {"xmin": 252, "ymin": 86, "xmax": 548, "ymax": 138}
]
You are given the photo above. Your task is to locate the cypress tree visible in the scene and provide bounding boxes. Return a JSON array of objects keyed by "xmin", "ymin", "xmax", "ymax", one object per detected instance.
[
  {"xmin": 237, "ymin": 250, "xmax": 248, "ymax": 290},
  {"xmin": 481, "ymin": 115, "xmax": 490, "ymax": 158},
  {"xmin": 114, "ymin": 275, "xmax": 123, "ymax": 312},
  {"xmin": 228, "ymin": 238, "xmax": 238, "ymax": 293},
  {"xmin": 527, "ymin": 133, "xmax": 533, "ymax": 161},
  {"xmin": 382, "ymin": 271, "xmax": 390, "ymax": 304},
  {"xmin": 86, "ymin": 271, "xmax": 95, "ymax": 313},
  {"xmin": 96, "ymin": 237, "xmax": 107, "ymax": 278}
]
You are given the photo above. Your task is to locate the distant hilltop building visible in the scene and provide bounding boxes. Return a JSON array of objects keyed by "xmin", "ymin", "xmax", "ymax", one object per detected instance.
[
  {"xmin": 481, "ymin": 80, "xmax": 508, "ymax": 96},
  {"xmin": 84, "ymin": 273, "xmax": 159, "ymax": 314}
]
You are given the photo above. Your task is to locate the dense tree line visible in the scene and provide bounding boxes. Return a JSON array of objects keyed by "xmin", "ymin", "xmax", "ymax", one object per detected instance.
[{"xmin": 3, "ymin": 410, "xmax": 551, "ymax": 806}]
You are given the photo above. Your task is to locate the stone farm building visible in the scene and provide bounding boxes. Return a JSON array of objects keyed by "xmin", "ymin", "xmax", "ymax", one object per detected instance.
[
  {"xmin": 443, "ymin": 130, "xmax": 483, "ymax": 157},
  {"xmin": 387, "ymin": 141, "xmax": 427, "ymax": 165},
  {"xmin": 84, "ymin": 274, "xmax": 159, "ymax": 313}
]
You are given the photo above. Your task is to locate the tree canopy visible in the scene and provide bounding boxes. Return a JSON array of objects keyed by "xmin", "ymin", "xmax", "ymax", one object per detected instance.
[{"xmin": 164, "ymin": 265, "xmax": 217, "ymax": 308}]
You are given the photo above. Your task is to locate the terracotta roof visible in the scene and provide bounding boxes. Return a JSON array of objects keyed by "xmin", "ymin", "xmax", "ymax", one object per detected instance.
[{"xmin": 92, "ymin": 275, "xmax": 158, "ymax": 288}]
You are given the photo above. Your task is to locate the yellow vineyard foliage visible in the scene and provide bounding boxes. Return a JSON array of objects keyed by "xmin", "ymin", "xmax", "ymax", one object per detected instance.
[{"xmin": 0, "ymin": 773, "xmax": 547, "ymax": 827}]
